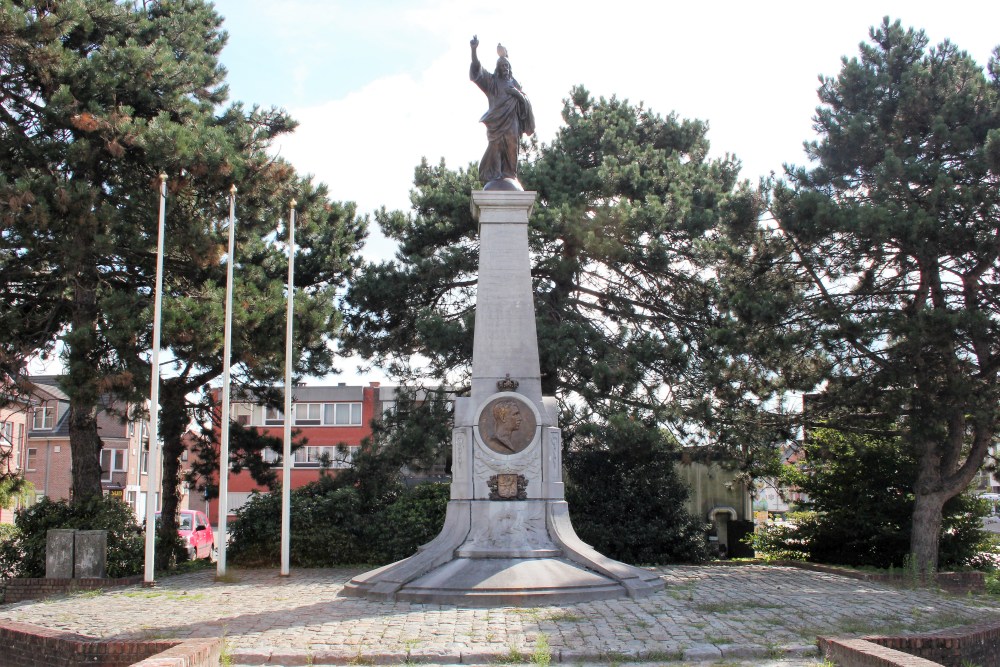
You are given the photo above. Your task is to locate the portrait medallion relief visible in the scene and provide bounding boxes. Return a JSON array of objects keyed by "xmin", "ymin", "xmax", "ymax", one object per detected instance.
[{"xmin": 477, "ymin": 395, "xmax": 536, "ymax": 455}]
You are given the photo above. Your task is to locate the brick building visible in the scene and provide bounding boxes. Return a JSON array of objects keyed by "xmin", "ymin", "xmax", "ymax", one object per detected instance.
[
  {"xmin": 18, "ymin": 376, "xmax": 151, "ymax": 519},
  {"xmin": 206, "ymin": 382, "xmax": 384, "ymax": 524},
  {"xmin": 1, "ymin": 387, "xmax": 32, "ymax": 524}
]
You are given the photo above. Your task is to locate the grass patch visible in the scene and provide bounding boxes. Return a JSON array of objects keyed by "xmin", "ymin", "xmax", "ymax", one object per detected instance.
[
  {"xmin": 531, "ymin": 633, "xmax": 551, "ymax": 667},
  {"xmin": 71, "ymin": 588, "xmax": 103, "ymax": 599},
  {"xmin": 495, "ymin": 643, "xmax": 527, "ymax": 664},
  {"xmin": 544, "ymin": 611, "xmax": 583, "ymax": 622}
]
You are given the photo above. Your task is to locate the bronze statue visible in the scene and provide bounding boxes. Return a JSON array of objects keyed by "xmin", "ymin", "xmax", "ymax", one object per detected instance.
[{"xmin": 470, "ymin": 35, "xmax": 535, "ymax": 189}]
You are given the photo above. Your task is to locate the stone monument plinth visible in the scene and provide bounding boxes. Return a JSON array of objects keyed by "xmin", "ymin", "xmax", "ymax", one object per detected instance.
[{"xmin": 342, "ymin": 190, "xmax": 663, "ymax": 605}]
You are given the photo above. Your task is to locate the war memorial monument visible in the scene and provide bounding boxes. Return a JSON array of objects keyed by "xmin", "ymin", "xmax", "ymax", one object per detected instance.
[{"xmin": 342, "ymin": 37, "xmax": 664, "ymax": 605}]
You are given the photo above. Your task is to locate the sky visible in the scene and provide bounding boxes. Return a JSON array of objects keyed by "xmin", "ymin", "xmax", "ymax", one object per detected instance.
[
  {"xmin": 201, "ymin": 0, "xmax": 1000, "ymax": 386},
  {"xmin": 29, "ymin": 0, "xmax": 1000, "ymax": 385}
]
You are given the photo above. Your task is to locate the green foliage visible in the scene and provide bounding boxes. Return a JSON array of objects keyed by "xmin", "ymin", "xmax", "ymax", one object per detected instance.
[
  {"xmin": 0, "ymin": 475, "xmax": 32, "ymax": 510},
  {"xmin": 758, "ymin": 428, "xmax": 990, "ymax": 569},
  {"xmin": 0, "ymin": 523, "xmax": 20, "ymax": 580},
  {"xmin": 9, "ymin": 496, "xmax": 143, "ymax": 578},
  {"xmin": 0, "ymin": 0, "xmax": 364, "ymax": 506},
  {"xmin": 986, "ymin": 571, "xmax": 1000, "ymax": 595},
  {"xmin": 745, "ymin": 521, "xmax": 809, "ymax": 562},
  {"xmin": 375, "ymin": 482, "xmax": 450, "ymax": 563},
  {"xmin": 565, "ymin": 414, "xmax": 709, "ymax": 564},
  {"xmin": 227, "ymin": 479, "xmax": 449, "ymax": 567},
  {"xmin": 766, "ymin": 18, "xmax": 1000, "ymax": 573},
  {"xmin": 341, "ymin": 87, "xmax": 784, "ymax": 479}
]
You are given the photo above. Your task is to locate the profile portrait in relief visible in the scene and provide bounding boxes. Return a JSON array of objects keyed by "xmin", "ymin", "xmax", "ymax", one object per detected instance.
[{"xmin": 478, "ymin": 396, "xmax": 536, "ymax": 455}]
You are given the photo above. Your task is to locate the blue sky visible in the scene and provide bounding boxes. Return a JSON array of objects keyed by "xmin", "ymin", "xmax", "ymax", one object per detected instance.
[
  {"xmin": 209, "ymin": 0, "xmax": 1000, "ymax": 230},
  {"xmin": 196, "ymin": 0, "xmax": 1000, "ymax": 384}
]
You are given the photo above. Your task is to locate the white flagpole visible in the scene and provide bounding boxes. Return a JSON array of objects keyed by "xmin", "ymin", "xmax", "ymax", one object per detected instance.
[
  {"xmin": 280, "ymin": 199, "xmax": 296, "ymax": 576},
  {"xmin": 217, "ymin": 185, "xmax": 237, "ymax": 576},
  {"xmin": 143, "ymin": 174, "xmax": 168, "ymax": 585}
]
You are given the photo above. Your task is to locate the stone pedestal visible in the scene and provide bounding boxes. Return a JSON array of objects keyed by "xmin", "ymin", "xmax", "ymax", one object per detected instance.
[
  {"xmin": 74, "ymin": 530, "xmax": 107, "ymax": 578},
  {"xmin": 342, "ymin": 190, "xmax": 663, "ymax": 605},
  {"xmin": 45, "ymin": 529, "xmax": 76, "ymax": 579}
]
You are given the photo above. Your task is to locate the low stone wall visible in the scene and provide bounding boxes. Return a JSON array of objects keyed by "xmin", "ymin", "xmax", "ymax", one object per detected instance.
[
  {"xmin": 819, "ymin": 637, "xmax": 943, "ymax": 666},
  {"xmin": 820, "ymin": 619, "xmax": 1000, "ymax": 667},
  {"xmin": 3, "ymin": 575, "xmax": 143, "ymax": 603},
  {"xmin": 0, "ymin": 620, "xmax": 221, "ymax": 667}
]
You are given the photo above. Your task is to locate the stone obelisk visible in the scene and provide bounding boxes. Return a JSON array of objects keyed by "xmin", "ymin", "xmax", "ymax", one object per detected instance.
[
  {"xmin": 342, "ymin": 189, "xmax": 663, "ymax": 605},
  {"xmin": 340, "ymin": 36, "xmax": 663, "ymax": 605}
]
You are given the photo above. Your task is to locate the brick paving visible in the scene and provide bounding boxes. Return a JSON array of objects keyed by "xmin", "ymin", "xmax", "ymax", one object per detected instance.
[{"xmin": 2, "ymin": 564, "xmax": 998, "ymax": 665}]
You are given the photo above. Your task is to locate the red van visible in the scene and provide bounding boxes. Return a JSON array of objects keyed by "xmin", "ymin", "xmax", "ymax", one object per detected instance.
[{"xmin": 157, "ymin": 509, "xmax": 216, "ymax": 561}]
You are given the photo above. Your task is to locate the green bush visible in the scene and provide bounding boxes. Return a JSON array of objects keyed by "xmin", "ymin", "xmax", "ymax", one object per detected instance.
[
  {"xmin": 11, "ymin": 496, "xmax": 144, "ymax": 578},
  {"xmin": 565, "ymin": 414, "xmax": 709, "ymax": 565},
  {"xmin": 764, "ymin": 428, "xmax": 991, "ymax": 570},
  {"xmin": 374, "ymin": 483, "xmax": 450, "ymax": 563},
  {"xmin": 0, "ymin": 523, "xmax": 20, "ymax": 580},
  {"xmin": 227, "ymin": 478, "xmax": 449, "ymax": 567}
]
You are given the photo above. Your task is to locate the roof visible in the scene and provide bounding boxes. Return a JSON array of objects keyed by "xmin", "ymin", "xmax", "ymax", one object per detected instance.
[{"xmin": 27, "ymin": 375, "xmax": 137, "ymax": 440}]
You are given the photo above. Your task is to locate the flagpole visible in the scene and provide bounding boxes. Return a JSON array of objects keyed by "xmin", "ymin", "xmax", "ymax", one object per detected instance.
[
  {"xmin": 143, "ymin": 173, "xmax": 168, "ymax": 585},
  {"xmin": 217, "ymin": 185, "xmax": 237, "ymax": 576},
  {"xmin": 280, "ymin": 199, "xmax": 296, "ymax": 577}
]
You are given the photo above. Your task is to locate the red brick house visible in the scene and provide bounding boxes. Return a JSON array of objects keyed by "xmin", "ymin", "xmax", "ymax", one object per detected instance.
[
  {"xmin": 206, "ymin": 382, "xmax": 384, "ymax": 524},
  {"xmin": 1, "ymin": 387, "xmax": 32, "ymax": 524},
  {"xmin": 22, "ymin": 376, "xmax": 150, "ymax": 518}
]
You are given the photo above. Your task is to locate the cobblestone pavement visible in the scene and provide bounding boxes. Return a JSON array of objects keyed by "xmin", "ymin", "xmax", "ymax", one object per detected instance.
[{"xmin": 2, "ymin": 564, "xmax": 999, "ymax": 665}]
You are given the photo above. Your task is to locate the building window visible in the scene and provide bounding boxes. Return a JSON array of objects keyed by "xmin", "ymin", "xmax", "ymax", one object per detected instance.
[
  {"xmin": 140, "ymin": 450, "xmax": 148, "ymax": 475},
  {"xmin": 262, "ymin": 447, "xmax": 281, "ymax": 465},
  {"xmin": 32, "ymin": 403, "xmax": 55, "ymax": 430},
  {"xmin": 0, "ymin": 421, "xmax": 12, "ymax": 446},
  {"xmin": 100, "ymin": 448, "xmax": 127, "ymax": 481},
  {"xmin": 231, "ymin": 403, "xmax": 253, "ymax": 426},
  {"xmin": 264, "ymin": 407, "xmax": 284, "ymax": 425},
  {"xmin": 26, "ymin": 447, "xmax": 37, "ymax": 471},
  {"xmin": 324, "ymin": 402, "xmax": 363, "ymax": 426},
  {"xmin": 293, "ymin": 445, "xmax": 356, "ymax": 468},
  {"xmin": 128, "ymin": 421, "xmax": 135, "ymax": 437},
  {"xmin": 294, "ymin": 403, "xmax": 322, "ymax": 425}
]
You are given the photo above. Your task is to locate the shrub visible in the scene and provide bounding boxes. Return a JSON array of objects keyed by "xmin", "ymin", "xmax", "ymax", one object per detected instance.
[
  {"xmin": 374, "ymin": 483, "xmax": 450, "ymax": 563},
  {"xmin": 565, "ymin": 414, "xmax": 709, "ymax": 565},
  {"xmin": 11, "ymin": 496, "xmax": 144, "ymax": 578},
  {"xmin": 227, "ymin": 478, "xmax": 449, "ymax": 567},
  {"xmin": 768, "ymin": 428, "xmax": 991, "ymax": 570},
  {"xmin": 0, "ymin": 523, "xmax": 20, "ymax": 580},
  {"xmin": 745, "ymin": 520, "xmax": 809, "ymax": 562}
]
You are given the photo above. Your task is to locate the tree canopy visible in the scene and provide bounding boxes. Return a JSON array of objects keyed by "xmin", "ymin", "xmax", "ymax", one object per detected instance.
[
  {"xmin": 341, "ymin": 87, "xmax": 793, "ymax": 476},
  {"xmin": 769, "ymin": 18, "xmax": 1000, "ymax": 573},
  {"xmin": 0, "ymin": 0, "xmax": 365, "ymax": 509}
]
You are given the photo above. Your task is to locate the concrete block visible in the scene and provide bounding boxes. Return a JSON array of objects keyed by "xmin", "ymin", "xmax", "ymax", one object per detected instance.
[
  {"xmin": 74, "ymin": 530, "xmax": 107, "ymax": 578},
  {"xmin": 45, "ymin": 529, "xmax": 75, "ymax": 579}
]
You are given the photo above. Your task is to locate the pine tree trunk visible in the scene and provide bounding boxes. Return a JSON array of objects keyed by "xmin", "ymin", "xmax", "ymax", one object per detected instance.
[
  {"xmin": 155, "ymin": 383, "xmax": 189, "ymax": 570},
  {"xmin": 67, "ymin": 281, "xmax": 104, "ymax": 505},
  {"xmin": 910, "ymin": 489, "xmax": 945, "ymax": 578},
  {"xmin": 68, "ymin": 400, "xmax": 104, "ymax": 504}
]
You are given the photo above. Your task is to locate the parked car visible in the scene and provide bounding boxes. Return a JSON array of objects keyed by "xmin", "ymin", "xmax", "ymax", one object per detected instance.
[{"xmin": 157, "ymin": 509, "xmax": 216, "ymax": 561}]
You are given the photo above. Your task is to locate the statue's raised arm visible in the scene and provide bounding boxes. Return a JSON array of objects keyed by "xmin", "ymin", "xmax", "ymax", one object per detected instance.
[{"xmin": 468, "ymin": 35, "xmax": 534, "ymax": 190}]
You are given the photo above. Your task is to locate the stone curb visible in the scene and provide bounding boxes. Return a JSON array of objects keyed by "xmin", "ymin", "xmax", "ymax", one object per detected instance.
[{"xmin": 230, "ymin": 643, "xmax": 820, "ymax": 665}]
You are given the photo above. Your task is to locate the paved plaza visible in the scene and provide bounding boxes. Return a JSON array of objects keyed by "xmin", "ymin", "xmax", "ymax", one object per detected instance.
[{"xmin": 2, "ymin": 564, "xmax": 999, "ymax": 665}]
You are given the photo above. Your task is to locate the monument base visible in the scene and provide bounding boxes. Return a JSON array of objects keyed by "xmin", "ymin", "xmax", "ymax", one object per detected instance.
[{"xmin": 340, "ymin": 500, "xmax": 664, "ymax": 606}]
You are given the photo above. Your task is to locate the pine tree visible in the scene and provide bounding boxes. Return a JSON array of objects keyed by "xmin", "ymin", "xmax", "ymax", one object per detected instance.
[
  {"xmin": 0, "ymin": 1, "xmax": 365, "ymax": 511},
  {"xmin": 344, "ymin": 88, "xmax": 759, "ymax": 454},
  {"xmin": 770, "ymin": 18, "xmax": 1000, "ymax": 574}
]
